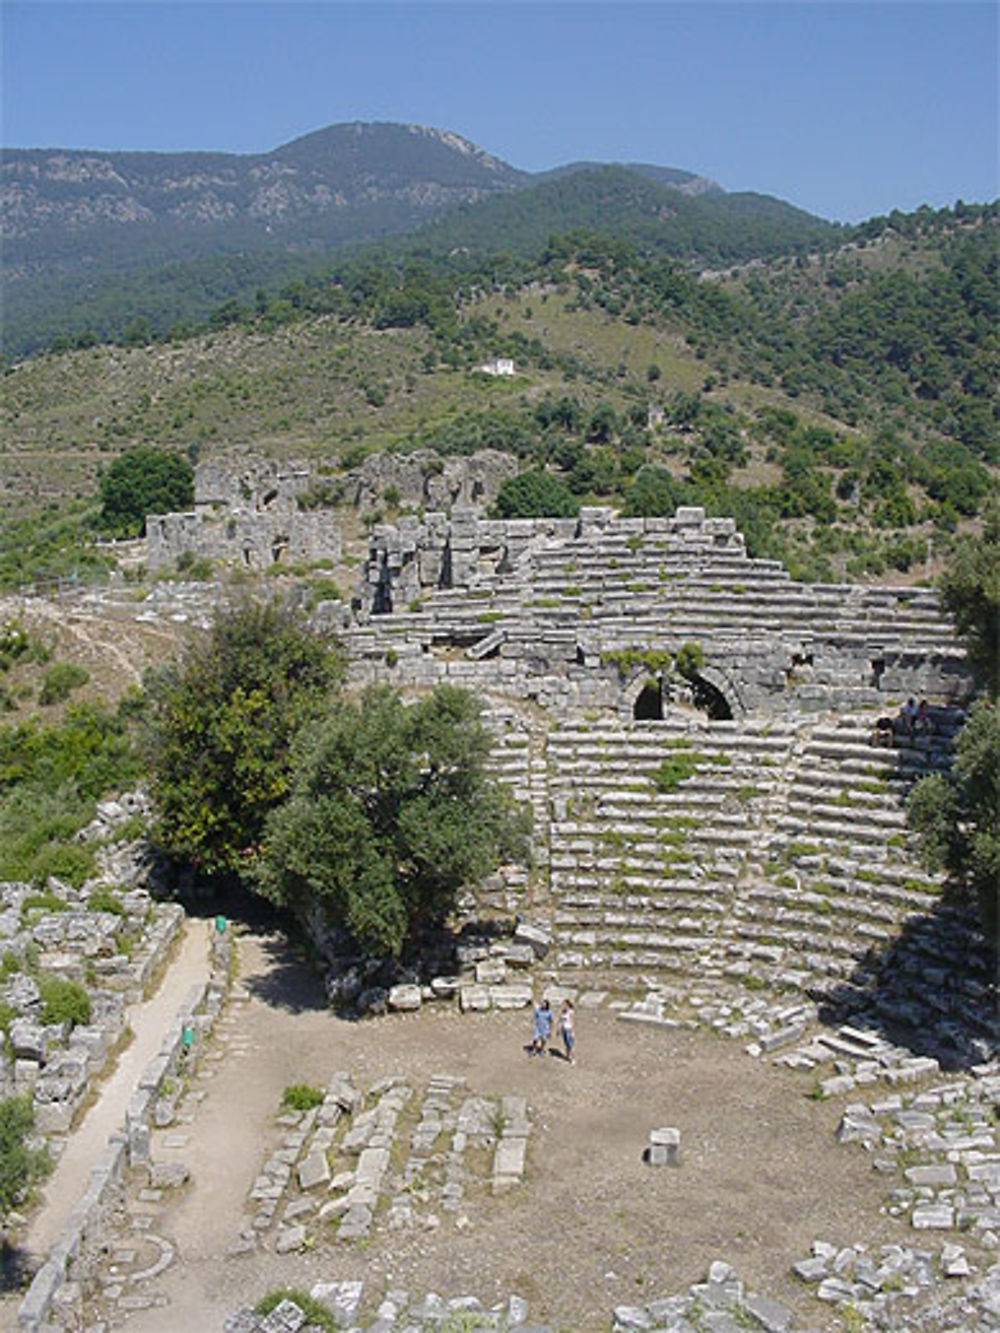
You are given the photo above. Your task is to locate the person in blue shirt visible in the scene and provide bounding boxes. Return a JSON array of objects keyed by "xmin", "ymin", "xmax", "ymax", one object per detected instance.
[{"xmin": 530, "ymin": 998, "xmax": 553, "ymax": 1055}]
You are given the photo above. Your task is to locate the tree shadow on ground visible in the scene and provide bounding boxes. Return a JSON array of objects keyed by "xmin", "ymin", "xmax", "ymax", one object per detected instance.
[
  {"xmin": 816, "ymin": 893, "xmax": 998, "ymax": 1072},
  {"xmin": 239, "ymin": 929, "xmax": 330, "ymax": 1015},
  {"xmin": 0, "ymin": 1238, "xmax": 34, "ymax": 1295},
  {"xmin": 168, "ymin": 875, "xmax": 331, "ymax": 1015}
]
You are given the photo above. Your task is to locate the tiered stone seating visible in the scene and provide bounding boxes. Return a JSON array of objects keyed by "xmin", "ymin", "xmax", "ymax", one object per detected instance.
[
  {"xmin": 514, "ymin": 709, "xmax": 961, "ymax": 1004},
  {"xmin": 542, "ymin": 718, "xmax": 796, "ymax": 984},
  {"xmin": 718, "ymin": 717, "xmax": 951, "ymax": 994}
]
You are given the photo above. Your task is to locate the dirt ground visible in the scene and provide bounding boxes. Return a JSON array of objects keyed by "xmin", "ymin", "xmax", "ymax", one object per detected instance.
[{"xmin": 113, "ymin": 926, "xmax": 905, "ymax": 1333}]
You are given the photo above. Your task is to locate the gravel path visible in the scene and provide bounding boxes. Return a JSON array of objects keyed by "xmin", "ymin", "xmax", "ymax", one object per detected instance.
[{"xmin": 24, "ymin": 919, "xmax": 210, "ymax": 1262}]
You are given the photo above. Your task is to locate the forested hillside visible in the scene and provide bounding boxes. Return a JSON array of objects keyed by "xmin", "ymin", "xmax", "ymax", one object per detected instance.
[
  {"xmin": 2, "ymin": 195, "xmax": 996, "ymax": 598},
  {"xmin": 3, "ymin": 128, "xmax": 839, "ymax": 361}
]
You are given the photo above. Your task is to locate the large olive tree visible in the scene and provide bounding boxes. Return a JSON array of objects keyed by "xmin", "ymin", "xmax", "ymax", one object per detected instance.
[
  {"xmin": 145, "ymin": 600, "xmax": 344, "ymax": 876},
  {"xmin": 253, "ymin": 684, "xmax": 530, "ymax": 958}
]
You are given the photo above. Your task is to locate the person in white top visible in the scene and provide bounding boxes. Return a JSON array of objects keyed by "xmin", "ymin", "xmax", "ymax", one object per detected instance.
[{"xmin": 560, "ymin": 998, "xmax": 575, "ymax": 1064}]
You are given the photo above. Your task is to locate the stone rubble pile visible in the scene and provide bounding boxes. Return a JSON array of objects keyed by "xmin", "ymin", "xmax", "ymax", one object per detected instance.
[
  {"xmin": 834, "ymin": 1072, "xmax": 1000, "ymax": 1237},
  {"xmin": 241, "ymin": 1072, "xmax": 532, "ymax": 1255},
  {"xmin": 231, "ymin": 1255, "xmax": 1000, "ymax": 1332},
  {"xmin": 0, "ymin": 871, "xmax": 184, "ymax": 1138},
  {"xmin": 792, "ymin": 1240, "xmax": 1000, "ymax": 1330},
  {"xmin": 225, "ymin": 1284, "xmax": 534, "ymax": 1333}
]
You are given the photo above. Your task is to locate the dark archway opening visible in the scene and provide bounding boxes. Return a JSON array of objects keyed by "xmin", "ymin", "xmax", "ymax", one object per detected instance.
[
  {"xmin": 689, "ymin": 673, "xmax": 733, "ymax": 721},
  {"xmin": 633, "ymin": 680, "xmax": 663, "ymax": 720}
]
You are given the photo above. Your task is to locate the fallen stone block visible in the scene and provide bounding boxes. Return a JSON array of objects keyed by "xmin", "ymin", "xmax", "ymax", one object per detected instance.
[
  {"xmin": 297, "ymin": 1151, "xmax": 331, "ymax": 1192},
  {"xmin": 514, "ymin": 921, "xmax": 552, "ymax": 959},
  {"xmin": 310, "ymin": 1279, "xmax": 364, "ymax": 1327},
  {"xmin": 147, "ymin": 1160, "xmax": 190, "ymax": 1189},
  {"xmin": 475, "ymin": 958, "xmax": 506, "ymax": 986},
  {"xmin": 648, "ymin": 1127, "xmax": 680, "ymax": 1167},
  {"xmin": 489, "ymin": 983, "xmax": 532, "ymax": 1010},
  {"xmin": 911, "ymin": 1203, "xmax": 955, "ymax": 1229},
  {"xmin": 493, "ymin": 1137, "xmax": 526, "ymax": 1180},
  {"xmin": 388, "ymin": 983, "xmax": 421, "ymax": 1012},
  {"xmin": 459, "ymin": 984, "xmax": 490, "ymax": 1012},
  {"xmin": 273, "ymin": 1224, "xmax": 307, "ymax": 1254}
]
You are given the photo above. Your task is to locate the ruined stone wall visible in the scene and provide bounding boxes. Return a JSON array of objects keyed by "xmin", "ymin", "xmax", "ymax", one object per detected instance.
[
  {"xmin": 147, "ymin": 509, "xmax": 341, "ymax": 572},
  {"xmin": 346, "ymin": 448, "xmax": 518, "ymax": 514},
  {"xmin": 192, "ymin": 458, "xmax": 311, "ymax": 515},
  {"xmin": 145, "ymin": 451, "xmax": 515, "ymax": 573}
]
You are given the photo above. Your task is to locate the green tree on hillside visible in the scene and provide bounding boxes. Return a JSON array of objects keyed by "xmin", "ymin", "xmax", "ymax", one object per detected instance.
[
  {"xmin": 491, "ymin": 470, "xmax": 580, "ymax": 519},
  {"xmin": 938, "ymin": 495, "xmax": 1000, "ymax": 699},
  {"xmin": 98, "ymin": 447, "xmax": 194, "ymax": 538},
  {"xmin": 907, "ymin": 700, "xmax": 1000, "ymax": 944},
  {"xmin": 253, "ymin": 684, "xmax": 530, "ymax": 959},
  {"xmin": 145, "ymin": 601, "xmax": 344, "ymax": 876}
]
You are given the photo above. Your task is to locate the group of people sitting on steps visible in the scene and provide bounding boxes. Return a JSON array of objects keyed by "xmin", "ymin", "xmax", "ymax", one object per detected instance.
[{"xmin": 871, "ymin": 696, "xmax": 936, "ymax": 746}]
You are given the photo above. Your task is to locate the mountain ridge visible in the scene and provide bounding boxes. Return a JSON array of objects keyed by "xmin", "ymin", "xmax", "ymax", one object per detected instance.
[{"xmin": 1, "ymin": 118, "xmax": 819, "ymax": 261}]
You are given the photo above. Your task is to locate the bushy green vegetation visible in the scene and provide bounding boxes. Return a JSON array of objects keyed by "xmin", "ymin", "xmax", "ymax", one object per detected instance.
[
  {"xmin": 87, "ymin": 887, "xmax": 126, "ymax": 915},
  {"xmin": 37, "ymin": 662, "xmax": 90, "ymax": 707},
  {"xmin": 0, "ymin": 619, "xmax": 51, "ymax": 674},
  {"xmin": 0, "ymin": 1094, "xmax": 50, "ymax": 1217},
  {"xmin": 908, "ymin": 505, "xmax": 1000, "ymax": 939},
  {"xmin": 650, "ymin": 742, "xmax": 705, "ymax": 792},
  {"xmin": 937, "ymin": 497, "xmax": 1000, "ymax": 698},
  {"xmin": 254, "ymin": 683, "xmax": 530, "ymax": 958},
  {"xmin": 0, "ymin": 701, "xmax": 141, "ymax": 886},
  {"xmin": 491, "ymin": 470, "xmax": 579, "ymax": 518},
  {"xmin": 254, "ymin": 1289, "xmax": 337, "ymax": 1331},
  {"xmin": 145, "ymin": 600, "xmax": 345, "ymax": 876},
  {"xmin": 98, "ymin": 447, "xmax": 195, "ymax": 538},
  {"xmin": 37, "ymin": 975, "xmax": 91, "ymax": 1028},
  {"xmin": 280, "ymin": 1084, "xmax": 324, "ymax": 1112}
]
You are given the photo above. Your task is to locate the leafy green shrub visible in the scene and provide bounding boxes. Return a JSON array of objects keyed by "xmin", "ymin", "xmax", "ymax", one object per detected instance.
[
  {"xmin": 87, "ymin": 887, "xmax": 125, "ymax": 915},
  {"xmin": 174, "ymin": 551, "xmax": 214, "ymax": 581},
  {"xmin": 98, "ymin": 447, "xmax": 194, "ymax": 538},
  {"xmin": 38, "ymin": 662, "xmax": 90, "ymax": 707},
  {"xmin": 303, "ymin": 577, "xmax": 344, "ymax": 608},
  {"xmin": 0, "ymin": 619, "xmax": 51, "ymax": 673},
  {"xmin": 146, "ymin": 601, "xmax": 345, "ymax": 876},
  {"xmin": 674, "ymin": 641, "xmax": 705, "ymax": 680},
  {"xmin": 0, "ymin": 1094, "xmax": 51, "ymax": 1215},
  {"xmin": 650, "ymin": 752, "xmax": 703, "ymax": 791},
  {"xmin": 491, "ymin": 470, "xmax": 579, "ymax": 519},
  {"xmin": 280, "ymin": 1084, "xmax": 324, "ymax": 1112},
  {"xmin": 20, "ymin": 891, "xmax": 68, "ymax": 918},
  {"xmin": 24, "ymin": 842, "xmax": 96, "ymax": 889},
  {"xmin": 254, "ymin": 683, "xmax": 530, "ymax": 960},
  {"xmin": 37, "ymin": 976, "xmax": 91, "ymax": 1028},
  {"xmin": 254, "ymin": 1290, "xmax": 336, "ymax": 1330}
]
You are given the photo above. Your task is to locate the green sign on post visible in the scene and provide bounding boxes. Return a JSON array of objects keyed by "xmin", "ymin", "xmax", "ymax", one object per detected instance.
[
  {"xmin": 182, "ymin": 1024, "xmax": 195, "ymax": 1049},
  {"xmin": 215, "ymin": 915, "xmax": 227, "ymax": 934}
]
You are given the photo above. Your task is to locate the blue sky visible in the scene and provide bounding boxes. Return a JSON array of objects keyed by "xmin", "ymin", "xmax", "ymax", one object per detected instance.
[{"xmin": 3, "ymin": 2, "xmax": 997, "ymax": 222}]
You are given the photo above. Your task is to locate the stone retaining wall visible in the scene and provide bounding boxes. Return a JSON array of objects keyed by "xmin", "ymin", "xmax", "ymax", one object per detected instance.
[{"xmin": 18, "ymin": 920, "xmax": 230, "ymax": 1331}]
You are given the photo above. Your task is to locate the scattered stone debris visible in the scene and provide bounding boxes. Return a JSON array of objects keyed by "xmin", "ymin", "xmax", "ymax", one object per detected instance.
[
  {"xmin": 224, "ymin": 1254, "xmax": 1000, "ymax": 1332},
  {"xmin": 241, "ymin": 1071, "xmax": 532, "ymax": 1252},
  {"xmin": 0, "ymin": 858, "xmax": 184, "ymax": 1140}
]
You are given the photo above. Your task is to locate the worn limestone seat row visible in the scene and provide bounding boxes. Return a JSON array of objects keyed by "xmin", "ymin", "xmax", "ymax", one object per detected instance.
[{"xmin": 484, "ymin": 710, "xmax": 964, "ymax": 1001}]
